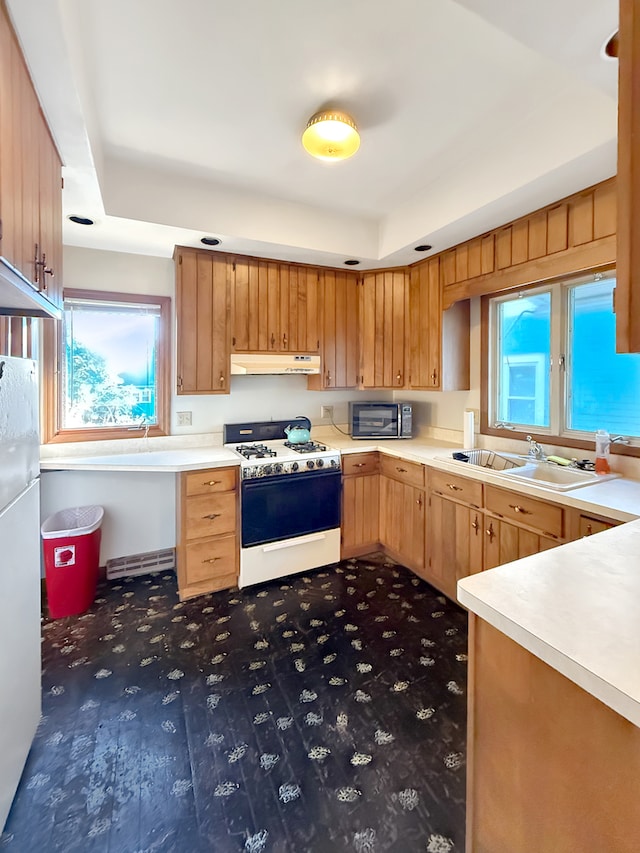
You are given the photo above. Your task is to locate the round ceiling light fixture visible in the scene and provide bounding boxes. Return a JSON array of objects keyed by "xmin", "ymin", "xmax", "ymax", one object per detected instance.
[
  {"xmin": 200, "ymin": 237, "xmax": 221, "ymax": 246},
  {"xmin": 302, "ymin": 110, "xmax": 360, "ymax": 161},
  {"xmin": 68, "ymin": 215, "xmax": 94, "ymax": 226}
]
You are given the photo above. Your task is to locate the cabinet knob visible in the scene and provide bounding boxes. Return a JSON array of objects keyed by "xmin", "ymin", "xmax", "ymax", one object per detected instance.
[
  {"xmin": 485, "ymin": 523, "xmax": 495, "ymax": 541},
  {"xmin": 431, "ymin": 369, "xmax": 438, "ymax": 384},
  {"xmin": 354, "ymin": 462, "xmax": 366, "ymax": 468},
  {"xmin": 471, "ymin": 516, "xmax": 479, "ymax": 533},
  {"xmin": 508, "ymin": 503, "xmax": 531, "ymax": 515},
  {"xmin": 416, "ymin": 496, "xmax": 423, "ymax": 508},
  {"xmin": 202, "ymin": 513, "xmax": 221, "ymax": 520},
  {"xmin": 446, "ymin": 483, "xmax": 462, "ymax": 491},
  {"xmin": 326, "ymin": 369, "xmax": 331, "ymax": 384},
  {"xmin": 202, "ymin": 556, "xmax": 220, "ymax": 564},
  {"xmin": 396, "ymin": 370, "xmax": 402, "ymax": 384},
  {"xmin": 282, "ymin": 333, "xmax": 287, "ymax": 348},
  {"xmin": 219, "ymin": 374, "xmax": 225, "ymax": 387},
  {"xmin": 586, "ymin": 523, "xmax": 593, "ymax": 535},
  {"xmin": 396, "ymin": 466, "xmax": 407, "ymax": 473},
  {"xmin": 270, "ymin": 333, "xmax": 276, "ymax": 347},
  {"xmin": 204, "ymin": 480, "xmax": 221, "ymax": 486}
]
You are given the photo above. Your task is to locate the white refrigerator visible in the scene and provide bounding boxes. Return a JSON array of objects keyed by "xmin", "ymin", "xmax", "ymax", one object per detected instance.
[{"xmin": 0, "ymin": 356, "xmax": 41, "ymax": 831}]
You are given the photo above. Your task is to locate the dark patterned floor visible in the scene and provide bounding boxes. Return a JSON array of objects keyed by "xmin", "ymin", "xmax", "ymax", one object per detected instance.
[{"xmin": 1, "ymin": 554, "xmax": 467, "ymax": 853}]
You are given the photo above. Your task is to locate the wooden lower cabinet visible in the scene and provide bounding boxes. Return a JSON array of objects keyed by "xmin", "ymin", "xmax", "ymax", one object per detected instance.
[
  {"xmin": 379, "ymin": 458, "xmax": 426, "ymax": 574},
  {"xmin": 427, "ymin": 493, "xmax": 483, "ymax": 599},
  {"xmin": 467, "ymin": 617, "xmax": 640, "ymax": 853},
  {"xmin": 341, "ymin": 471, "xmax": 380, "ymax": 558},
  {"xmin": 483, "ymin": 517, "xmax": 560, "ymax": 570},
  {"xmin": 176, "ymin": 466, "xmax": 239, "ymax": 600}
]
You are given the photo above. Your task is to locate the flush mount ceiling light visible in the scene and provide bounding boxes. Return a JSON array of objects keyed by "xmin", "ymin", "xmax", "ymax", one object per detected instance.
[{"xmin": 302, "ymin": 110, "xmax": 360, "ymax": 161}]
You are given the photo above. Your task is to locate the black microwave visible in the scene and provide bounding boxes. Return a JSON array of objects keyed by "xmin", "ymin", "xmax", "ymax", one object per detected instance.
[{"xmin": 349, "ymin": 402, "xmax": 413, "ymax": 439}]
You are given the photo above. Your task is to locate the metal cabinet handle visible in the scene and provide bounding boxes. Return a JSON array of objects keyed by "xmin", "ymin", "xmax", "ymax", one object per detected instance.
[
  {"xmin": 508, "ymin": 504, "xmax": 531, "ymax": 515},
  {"xmin": 219, "ymin": 374, "xmax": 225, "ymax": 387},
  {"xmin": 282, "ymin": 332, "xmax": 287, "ymax": 348},
  {"xmin": 396, "ymin": 466, "xmax": 407, "ymax": 473},
  {"xmin": 485, "ymin": 523, "xmax": 495, "ymax": 541},
  {"xmin": 416, "ymin": 496, "xmax": 423, "ymax": 508},
  {"xmin": 585, "ymin": 523, "xmax": 593, "ymax": 535},
  {"xmin": 396, "ymin": 371, "xmax": 402, "ymax": 384},
  {"xmin": 326, "ymin": 369, "xmax": 331, "ymax": 384},
  {"xmin": 471, "ymin": 516, "xmax": 479, "ymax": 533},
  {"xmin": 204, "ymin": 480, "xmax": 221, "ymax": 486},
  {"xmin": 446, "ymin": 483, "xmax": 462, "ymax": 491},
  {"xmin": 270, "ymin": 333, "xmax": 276, "ymax": 347},
  {"xmin": 202, "ymin": 556, "xmax": 220, "ymax": 564},
  {"xmin": 203, "ymin": 513, "xmax": 221, "ymax": 520},
  {"xmin": 431, "ymin": 369, "xmax": 438, "ymax": 385},
  {"xmin": 354, "ymin": 462, "xmax": 366, "ymax": 468}
]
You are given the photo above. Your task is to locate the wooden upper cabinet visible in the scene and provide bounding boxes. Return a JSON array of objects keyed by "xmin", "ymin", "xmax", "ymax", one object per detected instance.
[
  {"xmin": 175, "ymin": 248, "xmax": 231, "ymax": 394},
  {"xmin": 616, "ymin": 0, "xmax": 640, "ymax": 352},
  {"xmin": 408, "ymin": 257, "xmax": 470, "ymax": 391},
  {"xmin": 308, "ymin": 268, "xmax": 358, "ymax": 390},
  {"xmin": 232, "ymin": 257, "xmax": 319, "ymax": 354},
  {"xmin": 360, "ymin": 269, "xmax": 407, "ymax": 388}
]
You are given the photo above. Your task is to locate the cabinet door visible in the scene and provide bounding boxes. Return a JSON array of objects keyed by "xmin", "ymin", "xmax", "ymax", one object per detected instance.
[
  {"xmin": 341, "ymin": 473, "xmax": 380, "ymax": 558},
  {"xmin": 379, "ymin": 475, "xmax": 425, "ymax": 572},
  {"xmin": 37, "ymin": 111, "xmax": 63, "ymax": 304},
  {"xmin": 427, "ymin": 494, "xmax": 483, "ymax": 600},
  {"xmin": 231, "ymin": 257, "xmax": 272, "ymax": 351},
  {"xmin": 287, "ymin": 263, "xmax": 320, "ymax": 354},
  {"xmin": 361, "ymin": 269, "xmax": 407, "ymax": 388},
  {"xmin": 310, "ymin": 268, "xmax": 358, "ymax": 389},
  {"xmin": 176, "ymin": 249, "xmax": 231, "ymax": 394},
  {"xmin": 483, "ymin": 517, "xmax": 561, "ymax": 570},
  {"xmin": 409, "ymin": 258, "xmax": 442, "ymax": 388}
]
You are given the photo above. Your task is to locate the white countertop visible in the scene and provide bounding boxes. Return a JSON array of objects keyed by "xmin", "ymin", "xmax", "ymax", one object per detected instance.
[
  {"xmin": 457, "ymin": 520, "xmax": 640, "ymax": 727},
  {"xmin": 40, "ymin": 432, "xmax": 640, "ymax": 520}
]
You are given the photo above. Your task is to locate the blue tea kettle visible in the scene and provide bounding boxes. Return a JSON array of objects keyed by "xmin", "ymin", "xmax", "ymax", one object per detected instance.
[{"xmin": 285, "ymin": 416, "xmax": 312, "ymax": 444}]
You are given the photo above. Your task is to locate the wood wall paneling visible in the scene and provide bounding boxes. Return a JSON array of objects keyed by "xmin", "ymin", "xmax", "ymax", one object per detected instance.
[
  {"xmin": 511, "ymin": 220, "xmax": 529, "ymax": 265},
  {"xmin": 569, "ymin": 192, "xmax": 594, "ymax": 247},
  {"xmin": 546, "ymin": 203, "xmax": 568, "ymax": 254},
  {"xmin": 528, "ymin": 210, "xmax": 547, "ymax": 259},
  {"xmin": 496, "ymin": 226, "xmax": 512, "ymax": 270}
]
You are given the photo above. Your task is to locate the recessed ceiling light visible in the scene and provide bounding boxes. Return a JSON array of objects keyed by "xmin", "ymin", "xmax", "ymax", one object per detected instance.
[
  {"xmin": 302, "ymin": 111, "xmax": 360, "ymax": 161},
  {"xmin": 414, "ymin": 244, "xmax": 432, "ymax": 252},
  {"xmin": 200, "ymin": 237, "xmax": 221, "ymax": 246},
  {"xmin": 68, "ymin": 215, "xmax": 94, "ymax": 226},
  {"xmin": 344, "ymin": 259, "xmax": 360, "ymax": 266}
]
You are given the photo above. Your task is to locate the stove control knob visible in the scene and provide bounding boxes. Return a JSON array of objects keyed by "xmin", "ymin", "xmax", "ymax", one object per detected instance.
[
  {"xmin": 274, "ymin": 463, "xmax": 283, "ymax": 474},
  {"xmin": 263, "ymin": 465, "xmax": 272, "ymax": 476},
  {"xmin": 316, "ymin": 458, "xmax": 324, "ymax": 468},
  {"xmin": 292, "ymin": 462, "xmax": 299, "ymax": 472},
  {"xmin": 330, "ymin": 458, "xmax": 339, "ymax": 468},
  {"xmin": 307, "ymin": 460, "xmax": 315, "ymax": 469}
]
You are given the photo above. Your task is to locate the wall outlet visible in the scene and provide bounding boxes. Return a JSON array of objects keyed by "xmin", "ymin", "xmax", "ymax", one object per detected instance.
[
  {"xmin": 177, "ymin": 411, "xmax": 192, "ymax": 426},
  {"xmin": 321, "ymin": 405, "xmax": 334, "ymax": 420}
]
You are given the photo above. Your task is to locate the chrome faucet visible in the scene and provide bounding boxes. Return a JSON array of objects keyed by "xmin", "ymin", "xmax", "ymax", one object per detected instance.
[
  {"xmin": 611, "ymin": 435, "xmax": 630, "ymax": 445},
  {"xmin": 526, "ymin": 435, "xmax": 545, "ymax": 460}
]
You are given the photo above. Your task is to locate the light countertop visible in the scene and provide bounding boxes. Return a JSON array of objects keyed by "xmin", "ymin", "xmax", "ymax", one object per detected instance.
[
  {"xmin": 457, "ymin": 520, "xmax": 640, "ymax": 727},
  {"xmin": 39, "ymin": 446, "xmax": 239, "ymax": 472}
]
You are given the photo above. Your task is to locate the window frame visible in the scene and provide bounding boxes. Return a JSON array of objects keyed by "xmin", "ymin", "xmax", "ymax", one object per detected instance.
[
  {"xmin": 45, "ymin": 288, "xmax": 171, "ymax": 443},
  {"xmin": 481, "ymin": 264, "xmax": 640, "ymax": 458}
]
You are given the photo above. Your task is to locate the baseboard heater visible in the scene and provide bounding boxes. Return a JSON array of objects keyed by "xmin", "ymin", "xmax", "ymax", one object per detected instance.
[{"xmin": 106, "ymin": 548, "xmax": 176, "ymax": 580}]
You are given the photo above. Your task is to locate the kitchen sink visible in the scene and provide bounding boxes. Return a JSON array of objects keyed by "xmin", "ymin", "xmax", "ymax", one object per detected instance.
[
  {"xmin": 501, "ymin": 463, "xmax": 619, "ymax": 491},
  {"xmin": 434, "ymin": 450, "xmax": 619, "ymax": 491}
]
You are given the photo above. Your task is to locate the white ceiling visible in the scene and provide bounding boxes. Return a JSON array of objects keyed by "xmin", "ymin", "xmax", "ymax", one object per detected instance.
[{"xmin": 9, "ymin": 0, "xmax": 619, "ymax": 269}]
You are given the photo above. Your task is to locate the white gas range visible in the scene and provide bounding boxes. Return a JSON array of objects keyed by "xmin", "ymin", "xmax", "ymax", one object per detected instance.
[{"xmin": 223, "ymin": 420, "xmax": 342, "ymax": 588}]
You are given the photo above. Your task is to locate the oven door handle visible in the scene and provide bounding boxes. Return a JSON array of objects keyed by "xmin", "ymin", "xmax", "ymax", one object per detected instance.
[{"xmin": 262, "ymin": 532, "xmax": 327, "ymax": 552}]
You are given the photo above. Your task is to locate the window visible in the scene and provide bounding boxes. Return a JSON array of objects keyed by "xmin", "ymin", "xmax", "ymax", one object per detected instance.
[
  {"xmin": 54, "ymin": 289, "xmax": 170, "ymax": 441},
  {"xmin": 486, "ymin": 270, "xmax": 640, "ymax": 442}
]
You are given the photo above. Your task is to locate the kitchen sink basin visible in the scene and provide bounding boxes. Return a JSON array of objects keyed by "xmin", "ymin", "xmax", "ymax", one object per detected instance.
[
  {"xmin": 501, "ymin": 463, "xmax": 619, "ymax": 491},
  {"xmin": 434, "ymin": 449, "xmax": 527, "ymax": 472},
  {"xmin": 434, "ymin": 450, "xmax": 619, "ymax": 491}
]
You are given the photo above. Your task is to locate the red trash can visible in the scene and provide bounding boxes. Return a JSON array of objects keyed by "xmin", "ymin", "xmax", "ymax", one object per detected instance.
[{"xmin": 41, "ymin": 505, "xmax": 104, "ymax": 619}]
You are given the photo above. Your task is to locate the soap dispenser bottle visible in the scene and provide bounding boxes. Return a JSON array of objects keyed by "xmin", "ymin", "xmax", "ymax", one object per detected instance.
[{"xmin": 594, "ymin": 429, "xmax": 611, "ymax": 474}]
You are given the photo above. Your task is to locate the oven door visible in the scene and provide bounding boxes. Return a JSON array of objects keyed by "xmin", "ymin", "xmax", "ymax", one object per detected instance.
[{"xmin": 241, "ymin": 468, "xmax": 341, "ymax": 548}]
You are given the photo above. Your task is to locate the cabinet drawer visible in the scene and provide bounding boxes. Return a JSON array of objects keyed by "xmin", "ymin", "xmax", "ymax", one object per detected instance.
[
  {"xmin": 184, "ymin": 534, "xmax": 237, "ymax": 586},
  {"xmin": 485, "ymin": 485, "xmax": 563, "ymax": 538},
  {"xmin": 578, "ymin": 514, "xmax": 617, "ymax": 537},
  {"xmin": 184, "ymin": 492, "xmax": 237, "ymax": 539},
  {"xmin": 429, "ymin": 468, "xmax": 482, "ymax": 507},
  {"xmin": 380, "ymin": 455, "xmax": 424, "ymax": 488},
  {"xmin": 185, "ymin": 467, "xmax": 237, "ymax": 497},
  {"xmin": 342, "ymin": 452, "xmax": 379, "ymax": 476}
]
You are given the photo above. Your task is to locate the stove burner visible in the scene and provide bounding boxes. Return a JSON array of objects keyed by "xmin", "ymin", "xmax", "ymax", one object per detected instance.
[
  {"xmin": 235, "ymin": 443, "xmax": 278, "ymax": 460},
  {"xmin": 284, "ymin": 440, "xmax": 328, "ymax": 454}
]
